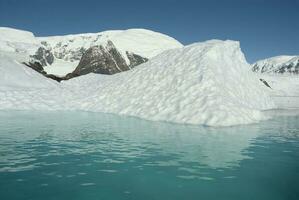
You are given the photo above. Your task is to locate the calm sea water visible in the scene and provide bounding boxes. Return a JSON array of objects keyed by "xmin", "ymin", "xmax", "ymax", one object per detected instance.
[{"xmin": 0, "ymin": 111, "xmax": 298, "ymax": 200}]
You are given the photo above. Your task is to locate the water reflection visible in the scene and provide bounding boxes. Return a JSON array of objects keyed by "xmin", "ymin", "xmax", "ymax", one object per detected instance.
[{"xmin": 0, "ymin": 110, "xmax": 298, "ymax": 177}]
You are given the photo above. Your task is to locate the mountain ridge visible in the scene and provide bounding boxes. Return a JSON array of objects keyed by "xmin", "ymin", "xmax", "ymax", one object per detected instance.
[
  {"xmin": 0, "ymin": 27, "xmax": 183, "ymax": 77},
  {"xmin": 252, "ymin": 55, "xmax": 299, "ymax": 74}
]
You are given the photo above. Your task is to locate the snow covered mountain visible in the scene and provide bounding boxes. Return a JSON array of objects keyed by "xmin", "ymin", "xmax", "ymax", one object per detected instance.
[
  {"xmin": 37, "ymin": 29, "xmax": 182, "ymax": 63},
  {"xmin": 37, "ymin": 28, "xmax": 182, "ymax": 76},
  {"xmin": 67, "ymin": 41, "xmax": 148, "ymax": 79},
  {"xmin": 252, "ymin": 55, "xmax": 299, "ymax": 74},
  {"xmin": 0, "ymin": 39, "xmax": 276, "ymax": 126},
  {"xmin": 0, "ymin": 27, "xmax": 183, "ymax": 76}
]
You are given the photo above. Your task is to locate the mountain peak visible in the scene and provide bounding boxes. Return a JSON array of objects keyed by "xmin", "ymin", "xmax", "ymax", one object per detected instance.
[{"xmin": 252, "ymin": 55, "xmax": 299, "ymax": 74}]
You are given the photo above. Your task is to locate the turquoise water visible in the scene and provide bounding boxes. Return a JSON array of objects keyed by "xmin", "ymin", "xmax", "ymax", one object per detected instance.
[{"xmin": 0, "ymin": 111, "xmax": 298, "ymax": 200}]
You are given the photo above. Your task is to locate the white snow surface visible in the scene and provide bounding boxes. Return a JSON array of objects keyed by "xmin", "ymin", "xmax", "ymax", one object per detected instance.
[
  {"xmin": 0, "ymin": 27, "xmax": 40, "ymax": 54},
  {"xmin": 0, "ymin": 40, "xmax": 276, "ymax": 126},
  {"xmin": 43, "ymin": 59, "xmax": 79, "ymax": 77},
  {"xmin": 0, "ymin": 27, "xmax": 37, "ymax": 44},
  {"xmin": 0, "ymin": 52, "xmax": 57, "ymax": 90},
  {"xmin": 258, "ymin": 74, "xmax": 299, "ymax": 109}
]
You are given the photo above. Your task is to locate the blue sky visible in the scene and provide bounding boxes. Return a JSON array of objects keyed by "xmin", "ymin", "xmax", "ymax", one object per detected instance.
[{"xmin": 0, "ymin": 0, "xmax": 298, "ymax": 63}]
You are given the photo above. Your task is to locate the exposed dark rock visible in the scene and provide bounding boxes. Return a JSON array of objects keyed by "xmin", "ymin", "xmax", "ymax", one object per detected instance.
[
  {"xmin": 44, "ymin": 74, "xmax": 64, "ymax": 82},
  {"xmin": 23, "ymin": 61, "xmax": 46, "ymax": 74},
  {"xmin": 252, "ymin": 64, "xmax": 260, "ymax": 72},
  {"xmin": 64, "ymin": 71, "xmax": 80, "ymax": 80},
  {"xmin": 24, "ymin": 40, "xmax": 149, "ymax": 82},
  {"xmin": 276, "ymin": 62, "xmax": 299, "ymax": 74},
  {"xmin": 22, "ymin": 62, "xmax": 64, "ymax": 82},
  {"xmin": 30, "ymin": 47, "xmax": 54, "ymax": 66},
  {"xmin": 252, "ymin": 60, "xmax": 299, "ymax": 74},
  {"xmin": 73, "ymin": 41, "xmax": 128, "ymax": 75},
  {"xmin": 67, "ymin": 40, "xmax": 148, "ymax": 78},
  {"xmin": 126, "ymin": 51, "xmax": 148, "ymax": 68},
  {"xmin": 259, "ymin": 78, "xmax": 272, "ymax": 89}
]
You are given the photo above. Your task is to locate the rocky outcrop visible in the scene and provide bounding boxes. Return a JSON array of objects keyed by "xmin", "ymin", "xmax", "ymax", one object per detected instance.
[
  {"xmin": 23, "ymin": 62, "xmax": 64, "ymax": 82},
  {"xmin": 23, "ymin": 61, "xmax": 45, "ymax": 73},
  {"xmin": 252, "ymin": 56, "xmax": 299, "ymax": 75},
  {"xmin": 24, "ymin": 47, "xmax": 64, "ymax": 82},
  {"xmin": 253, "ymin": 62, "xmax": 299, "ymax": 74},
  {"xmin": 74, "ymin": 41, "xmax": 129, "ymax": 75},
  {"xmin": 259, "ymin": 78, "xmax": 272, "ymax": 89},
  {"xmin": 65, "ymin": 40, "xmax": 148, "ymax": 79},
  {"xmin": 52, "ymin": 41, "xmax": 86, "ymax": 61},
  {"xmin": 23, "ymin": 40, "xmax": 148, "ymax": 82},
  {"xmin": 30, "ymin": 47, "xmax": 54, "ymax": 66},
  {"xmin": 275, "ymin": 63, "xmax": 299, "ymax": 74},
  {"xmin": 126, "ymin": 51, "xmax": 148, "ymax": 68}
]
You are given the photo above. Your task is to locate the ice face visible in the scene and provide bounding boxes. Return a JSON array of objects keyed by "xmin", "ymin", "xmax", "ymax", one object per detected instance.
[{"xmin": 0, "ymin": 39, "xmax": 276, "ymax": 126}]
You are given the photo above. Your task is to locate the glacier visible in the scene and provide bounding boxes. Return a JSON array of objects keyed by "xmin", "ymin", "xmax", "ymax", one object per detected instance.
[{"xmin": 0, "ymin": 38, "xmax": 276, "ymax": 126}]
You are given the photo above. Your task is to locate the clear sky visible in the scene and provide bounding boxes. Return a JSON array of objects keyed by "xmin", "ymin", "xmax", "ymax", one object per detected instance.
[{"xmin": 0, "ymin": 0, "xmax": 298, "ymax": 63}]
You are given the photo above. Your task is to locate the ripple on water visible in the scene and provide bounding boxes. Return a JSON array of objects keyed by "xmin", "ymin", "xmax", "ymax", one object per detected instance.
[{"xmin": 0, "ymin": 111, "xmax": 298, "ymax": 200}]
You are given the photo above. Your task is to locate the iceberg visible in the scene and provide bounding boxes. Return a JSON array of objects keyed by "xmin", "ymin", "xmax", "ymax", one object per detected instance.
[
  {"xmin": 63, "ymin": 40, "xmax": 275, "ymax": 126},
  {"xmin": 0, "ymin": 39, "xmax": 275, "ymax": 126}
]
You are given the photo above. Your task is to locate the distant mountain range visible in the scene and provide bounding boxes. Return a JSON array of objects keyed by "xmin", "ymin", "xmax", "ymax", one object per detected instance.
[
  {"xmin": 0, "ymin": 27, "xmax": 183, "ymax": 80},
  {"xmin": 252, "ymin": 55, "xmax": 299, "ymax": 74},
  {"xmin": 1, "ymin": 27, "xmax": 298, "ymax": 79}
]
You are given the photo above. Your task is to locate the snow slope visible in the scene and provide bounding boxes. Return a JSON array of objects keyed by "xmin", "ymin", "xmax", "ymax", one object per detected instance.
[
  {"xmin": 0, "ymin": 51, "xmax": 73, "ymax": 110},
  {"xmin": 0, "ymin": 40, "xmax": 276, "ymax": 126},
  {"xmin": 43, "ymin": 59, "xmax": 79, "ymax": 77},
  {"xmin": 252, "ymin": 55, "xmax": 299, "ymax": 109},
  {"xmin": 63, "ymin": 40, "xmax": 275, "ymax": 126},
  {"xmin": 0, "ymin": 52, "xmax": 57, "ymax": 90},
  {"xmin": 258, "ymin": 74, "xmax": 299, "ymax": 109},
  {"xmin": 0, "ymin": 27, "xmax": 39, "ymax": 54}
]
